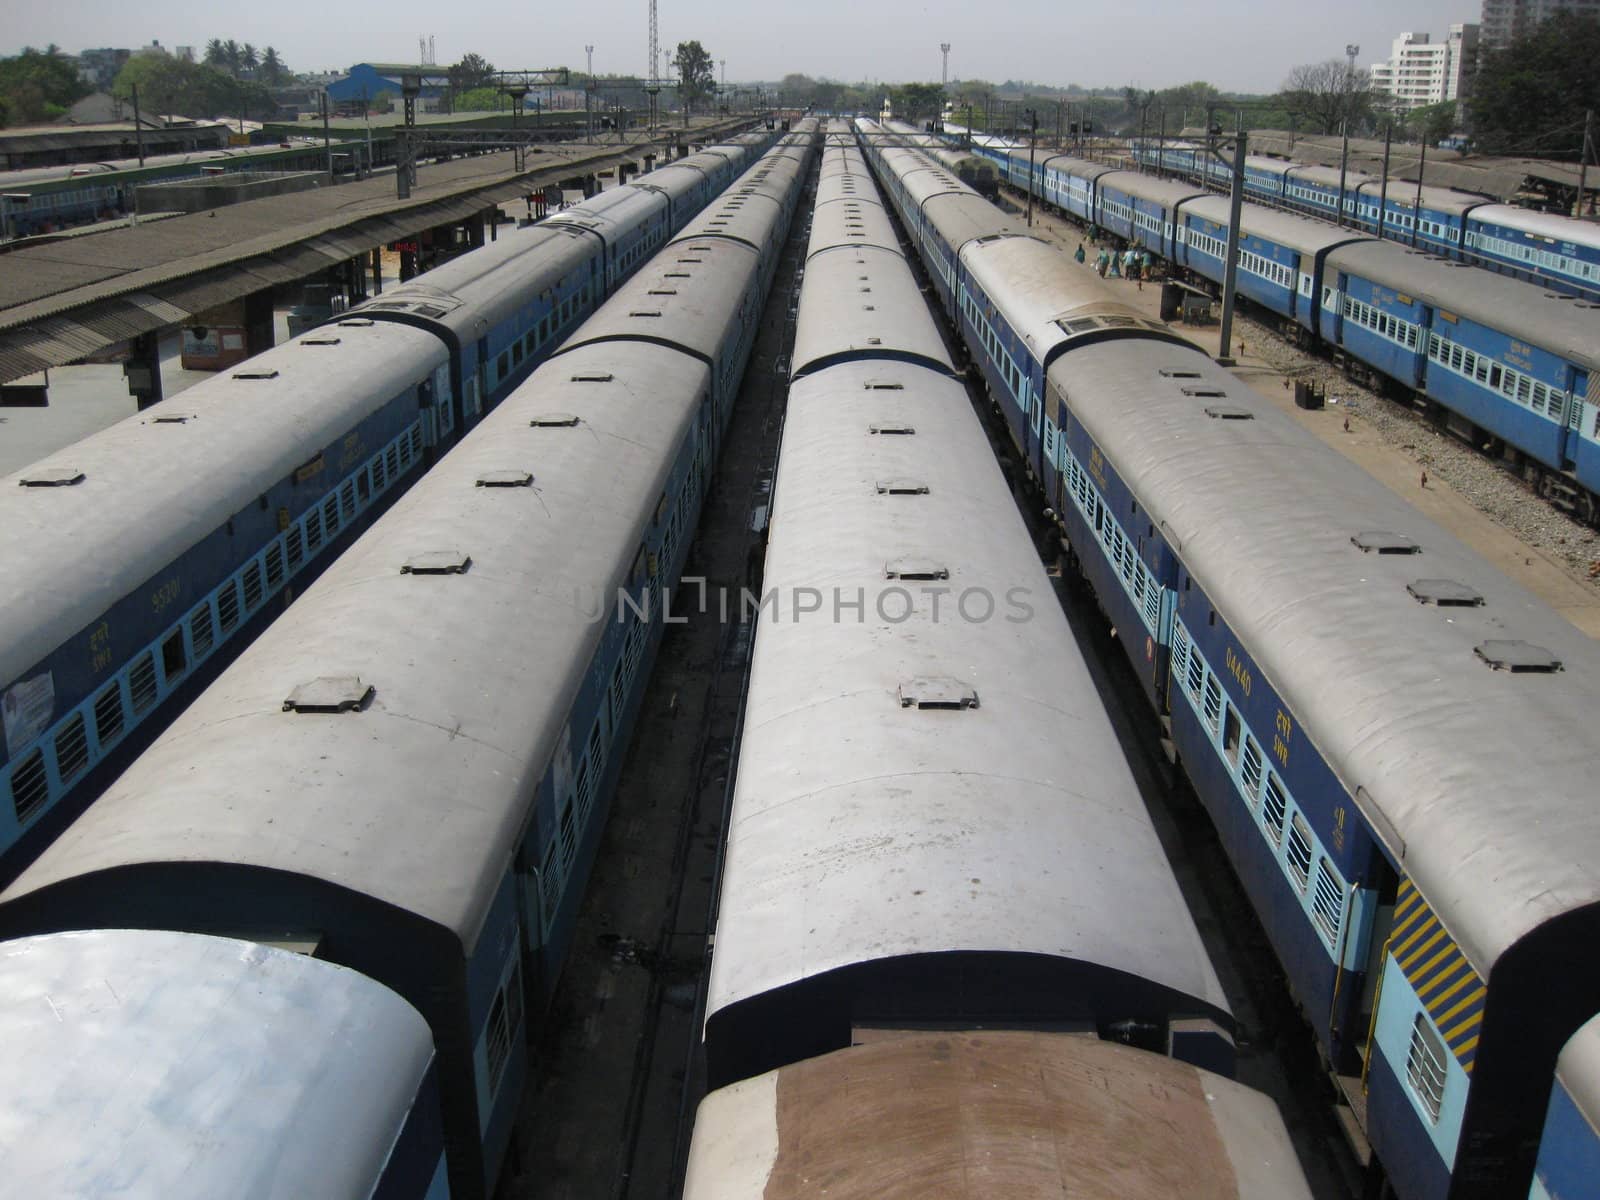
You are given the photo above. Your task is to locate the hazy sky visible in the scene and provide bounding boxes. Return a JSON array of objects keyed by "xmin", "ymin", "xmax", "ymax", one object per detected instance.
[{"xmin": 7, "ymin": 0, "xmax": 1478, "ymax": 94}]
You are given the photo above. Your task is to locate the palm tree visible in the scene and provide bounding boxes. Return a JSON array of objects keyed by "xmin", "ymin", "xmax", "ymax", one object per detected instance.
[
  {"xmin": 260, "ymin": 46, "xmax": 284, "ymax": 86},
  {"xmin": 240, "ymin": 44, "xmax": 258, "ymax": 77},
  {"xmin": 204, "ymin": 39, "xmax": 226, "ymax": 68},
  {"xmin": 222, "ymin": 39, "xmax": 240, "ymax": 77}
]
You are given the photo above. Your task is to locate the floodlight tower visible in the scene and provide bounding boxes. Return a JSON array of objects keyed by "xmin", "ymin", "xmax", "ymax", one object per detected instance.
[
  {"xmin": 941, "ymin": 43, "xmax": 950, "ymax": 87},
  {"xmin": 647, "ymin": 0, "xmax": 660, "ymax": 136}
]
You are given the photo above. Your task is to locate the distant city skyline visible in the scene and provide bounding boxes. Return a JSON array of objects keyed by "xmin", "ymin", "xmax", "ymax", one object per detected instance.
[{"xmin": 5, "ymin": 0, "xmax": 1486, "ymax": 94}]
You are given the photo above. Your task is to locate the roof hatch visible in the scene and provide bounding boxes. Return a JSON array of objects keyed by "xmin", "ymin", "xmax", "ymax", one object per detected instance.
[
  {"xmin": 1352, "ymin": 531, "xmax": 1420, "ymax": 555},
  {"xmin": 1474, "ymin": 640, "xmax": 1562, "ymax": 673},
  {"xmin": 282, "ymin": 676, "xmax": 374, "ymax": 713},
  {"xmin": 1407, "ymin": 579, "xmax": 1484, "ymax": 607},
  {"xmin": 898, "ymin": 677, "xmax": 980, "ymax": 710}
]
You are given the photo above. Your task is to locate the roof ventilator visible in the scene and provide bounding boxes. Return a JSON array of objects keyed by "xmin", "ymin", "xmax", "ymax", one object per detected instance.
[
  {"xmin": 302, "ymin": 336, "xmax": 342, "ymax": 346},
  {"xmin": 336, "ymin": 318, "xmax": 375, "ymax": 327},
  {"xmin": 148, "ymin": 414, "xmax": 195, "ymax": 424},
  {"xmin": 863, "ymin": 380, "xmax": 904, "ymax": 390},
  {"xmin": 1351, "ymin": 531, "xmax": 1421, "ymax": 555},
  {"xmin": 18, "ymin": 467, "xmax": 84, "ymax": 487},
  {"xmin": 401, "ymin": 551, "xmax": 472, "ymax": 575},
  {"xmin": 898, "ymin": 677, "xmax": 980, "ymax": 710},
  {"xmin": 885, "ymin": 557, "xmax": 949, "ymax": 581},
  {"xmin": 530, "ymin": 413, "xmax": 581, "ymax": 427},
  {"xmin": 477, "ymin": 470, "xmax": 533, "ymax": 488},
  {"xmin": 570, "ymin": 372, "xmax": 613, "ymax": 382},
  {"xmin": 877, "ymin": 478, "xmax": 929, "ymax": 496},
  {"xmin": 1204, "ymin": 405, "xmax": 1253, "ymax": 420},
  {"xmin": 870, "ymin": 424, "xmax": 915, "ymax": 435},
  {"xmin": 1159, "ymin": 367, "xmax": 1203, "ymax": 379},
  {"xmin": 1407, "ymin": 579, "xmax": 1484, "ymax": 607},
  {"xmin": 1181, "ymin": 385, "xmax": 1228, "ymax": 398},
  {"xmin": 282, "ymin": 676, "xmax": 374, "ymax": 713},
  {"xmin": 232, "ymin": 368, "xmax": 280, "ymax": 381},
  {"xmin": 1474, "ymin": 640, "xmax": 1562, "ymax": 673}
]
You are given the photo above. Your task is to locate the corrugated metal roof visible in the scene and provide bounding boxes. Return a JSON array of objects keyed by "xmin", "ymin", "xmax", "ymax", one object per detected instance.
[{"xmin": 0, "ymin": 127, "xmax": 727, "ymax": 384}]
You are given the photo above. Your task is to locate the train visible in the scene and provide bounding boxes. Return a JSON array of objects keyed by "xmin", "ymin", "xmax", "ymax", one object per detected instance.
[
  {"xmin": 683, "ymin": 121, "xmax": 1312, "ymax": 1199},
  {"xmin": 684, "ymin": 1032, "xmax": 1313, "ymax": 1199},
  {"xmin": 0, "ymin": 928, "xmax": 448, "ymax": 1197},
  {"xmin": 959, "ymin": 130, "xmax": 1600, "ymax": 522},
  {"xmin": 0, "ymin": 140, "xmax": 345, "ymax": 237},
  {"xmin": 0, "ymin": 122, "xmax": 819, "ymax": 1198},
  {"xmin": 0, "ymin": 128, "xmax": 775, "ymax": 882},
  {"xmin": 860, "ymin": 118, "xmax": 1600, "ymax": 1200},
  {"xmin": 1122, "ymin": 138, "xmax": 1600, "ymax": 302}
]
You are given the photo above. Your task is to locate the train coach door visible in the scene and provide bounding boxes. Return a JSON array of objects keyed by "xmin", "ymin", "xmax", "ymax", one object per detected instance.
[{"xmin": 1354, "ymin": 853, "xmax": 1401, "ymax": 1077}]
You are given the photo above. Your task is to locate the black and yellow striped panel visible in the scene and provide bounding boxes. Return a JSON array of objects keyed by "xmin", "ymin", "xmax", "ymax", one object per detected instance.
[{"xmin": 1392, "ymin": 878, "xmax": 1485, "ymax": 1074}]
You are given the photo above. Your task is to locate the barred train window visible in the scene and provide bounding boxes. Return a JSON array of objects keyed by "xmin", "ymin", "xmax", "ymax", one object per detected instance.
[{"xmin": 1405, "ymin": 1014, "xmax": 1449, "ymax": 1122}]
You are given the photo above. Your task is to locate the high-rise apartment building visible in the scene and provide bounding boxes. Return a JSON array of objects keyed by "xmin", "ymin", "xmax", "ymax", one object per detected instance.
[
  {"xmin": 1481, "ymin": 0, "xmax": 1600, "ymax": 47},
  {"xmin": 1368, "ymin": 24, "xmax": 1479, "ymax": 110}
]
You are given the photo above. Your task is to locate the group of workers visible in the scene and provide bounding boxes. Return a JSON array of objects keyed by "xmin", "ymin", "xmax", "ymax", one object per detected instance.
[{"xmin": 1073, "ymin": 237, "xmax": 1154, "ymax": 289}]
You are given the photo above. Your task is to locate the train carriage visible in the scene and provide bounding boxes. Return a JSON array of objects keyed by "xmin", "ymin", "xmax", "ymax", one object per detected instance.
[
  {"xmin": 0, "ymin": 132, "xmax": 775, "ymax": 881},
  {"xmin": 1090, "ymin": 170, "xmax": 1207, "ymax": 261},
  {"xmin": 1532, "ymin": 1018, "xmax": 1600, "ymax": 1200},
  {"xmin": 1323, "ymin": 241, "xmax": 1600, "ymax": 496},
  {"xmin": 0, "ymin": 928, "xmax": 448, "ymax": 1198},
  {"xmin": 684, "ymin": 1032, "xmax": 1314, "ymax": 1200},
  {"xmin": 1466, "ymin": 205, "xmax": 1600, "ymax": 298},
  {"xmin": 1175, "ymin": 195, "xmax": 1368, "ymax": 333},
  {"xmin": 0, "ymin": 129, "xmax": 817, "ymax": 1200},
  {"xmin": 705, "ymin": 125, "xmax": 1233, "ymax": 1090},
  {"xmin": 864, "ymin": 120, "xmax": 1600, "ymax": 1200}
]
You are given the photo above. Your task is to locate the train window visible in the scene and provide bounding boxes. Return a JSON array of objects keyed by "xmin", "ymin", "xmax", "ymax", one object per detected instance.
[
  {"xmin": 93, "ymin": 681, "xmax": 125, "ymax": 750},
  {"xmin": 512, "ymin": 341, "xmax": 524, "ymax": 366},
  {"xmin": 484, "ymin": 988, "xmax": 512, "ymax": 1096},
  {"xmin": 1261, "ymin": 774, "xmax": 1288, "ymax": 843},
  {"xmin": 9, "ymin": 750, "xmax": 47, "ymax": 827},
  {"xmin": 1222, "ymin": 706, "xmax": 1241, "ymax": 765},
  {"xmin": 1312, "ymin": 859, "xmax": 1345, "ymax": 944},
  {"xmin": 497, "ymin": 351, "xmax": 510, "ymax": 379},
  {"xmin": 189, "ymin": 601, "xmax": 216, "ymax": 659},
  {"xmin": 1286, "ymin": 815, "xmax": 1313, "ymax": 891},
  {"xmin": 1405, "ymin": 1015, "xmax": 1449, "ymax": 1122},
  {"xmin": 1240, "ymin": 737, "xmax": 1264, "ymax": 803},
  {"xmin": 128, "ymin": 652, "xmax": 158, "ymax": 715},
  {"xmin": 1202, "ymin": 674, "xmax": 1223, "ymax": 734},
  {"xmin": 53, "ymin": 714, "xmax": 89, "ymax": 785}
]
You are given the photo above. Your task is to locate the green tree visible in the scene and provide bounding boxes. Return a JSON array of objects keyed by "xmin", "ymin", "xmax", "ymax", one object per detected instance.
[
  {"xmin": 259, "ymin": 47, "xmax": 286, "ymax": 86},
  {"xmin": 0, "ymin": 46, "xmax": 91, "ymax": 126},
  {"xmin": 1404, "ymin": 100, "xmax": 1457, "ymax": 146},
  {"xmin": 449, "ymin": 53, "xmax": 496, "ymax": 92},
  {"xmin": 1470, "ymin": 12, "xmax": 1600, "ymax": 157},
  {"xmin": 240, "ymin": 44, "xmax": 258, "ymax": 76},
  {"xmin": 455, "ymin": 85, "xmax": 501, "ymax": 111},
  {"xmin": 890, "ymin": 82, "xmax": 945, "ymax": 122},
  {"xmin": 113, "ymin": 55, "xmax": 269, "ymax": 121},
  {"xmin": 672, "ymin": 40, "xmax": 715, "ymax": 113},
  {"xmin": 222, "ymin": 40, "xmax": 241, "ymax": 77},
  {"xmin": 204, "ymin": 39, "xmax": 226, "ymax": 69}
]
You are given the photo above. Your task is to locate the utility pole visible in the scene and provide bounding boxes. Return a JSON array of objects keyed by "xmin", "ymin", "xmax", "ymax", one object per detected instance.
[
  {"xmin": 647, "ymin": 0, "xmax": 659, "ymax": 138},
  {"xmin": 1576, "ymin": 109, "xmax": 1594, "ymax": 218},
  {"xmin": 1412, "ymin": 138, "xmax": 1427, "ymax": 247},
  {"xmin": 1023, "ymin": 108, "xmax": 1039, "ymax": 225},
  {"xmin": 586, "ymin": 45, "xmax": 594, "ymax": 140},
  {"xmin": 1377, "ymin": 121, "xmax": 1392, "ymax": 239},
  {"xmin": 1211, "ymin": 110, "xmax": 1248, "ymax": 365},
  {"xmin": 940, "ymin": 43, "xmax": 950, "ymax": 88},
  {"xmin": 131, "ymin": 83, "xmax": 146, "ymax": 167},
  {"xmin": 321, "ymin": 92, "xmax": 332, "ymax": 176},
  {"xmin": 1335, "ymin": 116, "xmax": 1350, "ymax": 227}
]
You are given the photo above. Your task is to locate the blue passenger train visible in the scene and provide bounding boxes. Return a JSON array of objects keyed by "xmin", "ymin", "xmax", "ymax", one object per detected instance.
[
  {"xmin": 862, "ymin": 120, "xmax": 1600, "ymax": 1200},
  {"xmin": 0, "ymin": 124, "xmax": 818, "ymax": 1200},
  {"xmin": 0, "ymin": 130, "xmax": 776, "ymax": 881},
  {"xmin": 1124, "ymin": 138, "xmax": 1600, "ymax": 300},
  {"xmin": 964, "ymin": 133, "xmax": 1600, "ymax": 521}
]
